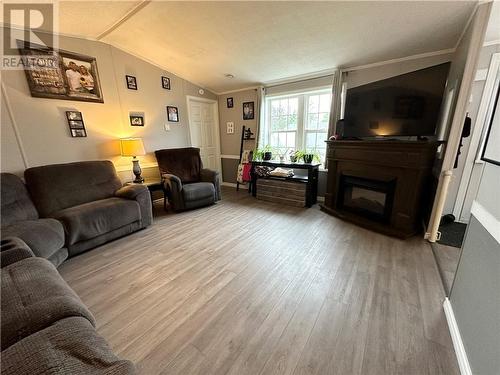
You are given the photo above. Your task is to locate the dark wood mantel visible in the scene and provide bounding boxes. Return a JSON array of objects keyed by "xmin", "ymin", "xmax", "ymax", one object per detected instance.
[{"xmin": 321, "ymin": 140, "xmax": 438, "ymax": 238}]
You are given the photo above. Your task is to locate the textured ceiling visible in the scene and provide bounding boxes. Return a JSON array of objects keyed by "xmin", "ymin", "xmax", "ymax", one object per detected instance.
[{"xmin": 55, "ymin": 1, "xmax": 478, "ymax": 93}]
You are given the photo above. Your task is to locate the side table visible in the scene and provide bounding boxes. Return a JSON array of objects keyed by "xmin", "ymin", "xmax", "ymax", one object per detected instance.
[{"xmin": 126, "ymin": 179, "xmax": 167, "ymax": 211}]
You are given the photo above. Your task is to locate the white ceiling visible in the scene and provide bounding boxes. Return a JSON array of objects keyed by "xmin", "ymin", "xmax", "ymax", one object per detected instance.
[{"xmin": 55, "ymin": 1, "xmax": 479, "ymax": 94}]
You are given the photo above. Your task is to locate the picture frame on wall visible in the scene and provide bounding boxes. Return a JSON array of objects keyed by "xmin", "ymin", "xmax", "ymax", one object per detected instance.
[
  {"xmin": 227, "ymin": 97, "xmax": 234, "ymax": 108},
  {"xmin": 130, "ymin": 115, "xmax": 144, "ymax": 126},
  {"xmin": 167, "ymin": 106, "xmax": 179, "ymax": 122},
  {"xmin": 66, "ymin": 111, "xmax": 87, "ymax": 137},
  {"xmin": 243, "ymin": 101, "xmax": 254, "ymax": 120},
  {"xmin": 162, "ymin": 76, "xmax": 171, "ymax": 90},
  {"xmin": 126, "ymin": 75, "xmax": 137, "ymax": 90},
  {"xmin": 481, "ymin": 86, "xmax": 500, "ymax": 166},
  {"xmin": 18, "ymin": 42, "xmax": 104, "ymax": 103}
]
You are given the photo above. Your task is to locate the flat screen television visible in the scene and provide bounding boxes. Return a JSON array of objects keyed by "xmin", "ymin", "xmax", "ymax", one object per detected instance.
[{"xmin": 342, "ymin": 63, "xmax": 450, "ymax": 138}]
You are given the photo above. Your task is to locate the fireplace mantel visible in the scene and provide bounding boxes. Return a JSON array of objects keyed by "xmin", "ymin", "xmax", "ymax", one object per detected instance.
[{"xmin": 321, "ymin": 140, "xmax": 438, "ymax": 238}]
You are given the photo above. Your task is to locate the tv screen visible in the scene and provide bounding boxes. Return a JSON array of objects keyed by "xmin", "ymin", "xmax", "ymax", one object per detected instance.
[{"xmin": 343, "ymin": 63, "xmax": 450, "ymax": 137}]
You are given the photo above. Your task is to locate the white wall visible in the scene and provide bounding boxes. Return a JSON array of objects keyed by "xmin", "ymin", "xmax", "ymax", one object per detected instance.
[
  {"xmin": 0, "ymin": 29, "xmax": 216, "ymax": 180},
  {"xmin": 443, "ymin": 44, "xmax": 500, "ymax": 218}
]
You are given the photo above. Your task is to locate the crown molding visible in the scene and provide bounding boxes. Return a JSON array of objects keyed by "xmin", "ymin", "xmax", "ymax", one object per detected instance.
[
  {"xmin": 263, "ymin": 68, "xmax": 337, "ymax": 87},
  {"xmin": 216, "ymin": 86, "xmax": 260, "ymax": 96},
  {"xmin": 342, "ymin": 48, "xmax": 455, "ymax": 73},
  {"xmin": 484, "ymin": 39, "xmax": 500, "ymax": 46}
]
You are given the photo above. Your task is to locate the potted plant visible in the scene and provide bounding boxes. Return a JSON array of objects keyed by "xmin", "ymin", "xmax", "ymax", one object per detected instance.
[
  {"xmin": 289, "ymin": 149, "xmax": 300, "ymax": 163},
  {"xmin": 302, "ymin": 150, "xmax": 321, "ymax": 163},
  {"xmin": 262, "ymin": 145, "xmax": 273, "ymax": 161},
  {"xmin": 252, "ymin": 148, "xmax": 264, "ymax": 161},
  {"xmin": 252, "ymin": 145, "xmax": 273, "ymax": 161}
]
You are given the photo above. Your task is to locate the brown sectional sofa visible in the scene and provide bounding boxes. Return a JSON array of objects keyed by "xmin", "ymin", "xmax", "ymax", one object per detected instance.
[
  {"xmin": 0, "ymin": 237, "xmax": 135, "ymax": 374},
  {"xmin": 1, "ymin": 160, "xmax": 153, "ymax": 266}
]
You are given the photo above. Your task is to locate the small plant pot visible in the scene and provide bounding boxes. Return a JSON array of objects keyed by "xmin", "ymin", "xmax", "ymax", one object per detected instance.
[
  {"xmin": 303, "ymin": 154, "xmax": 314, "ymax": 163},
  {"xmin": 290, "ymin": 156, "xmax": 298, "ymax": 163},
  {"xmin": 263, "ymin": 152, "xmax": 272, "ymax": 161}
]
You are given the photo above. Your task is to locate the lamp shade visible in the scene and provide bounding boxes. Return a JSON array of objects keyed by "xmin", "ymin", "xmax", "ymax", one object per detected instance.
[{"xmin": 120, "ymin": 138, "xmax": 146, "ymax": 157}]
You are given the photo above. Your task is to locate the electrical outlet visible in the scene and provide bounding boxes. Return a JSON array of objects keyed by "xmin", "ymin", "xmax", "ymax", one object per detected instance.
[
  {"xmin": 227, "ymin": 122, "xmax": 234, "ymax": 134},
  {"xmin": 164, "ymin": 123, "xmax": 170, "ymax": 131}
]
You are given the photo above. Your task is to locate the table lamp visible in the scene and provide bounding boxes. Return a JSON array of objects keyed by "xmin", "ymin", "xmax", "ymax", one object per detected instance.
[{"xmin": 120, "ymin": 138, "xmax": 146, "ymax": 183}]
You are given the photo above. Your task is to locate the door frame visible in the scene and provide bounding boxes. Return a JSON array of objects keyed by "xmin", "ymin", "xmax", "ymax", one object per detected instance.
[
  {"xmin": 453, "ymin": 52, "xmax": 500, "ymax": 221},
  {"xmin": 186, "ymin": 95, "xmax": 222, "ymax": 173}
]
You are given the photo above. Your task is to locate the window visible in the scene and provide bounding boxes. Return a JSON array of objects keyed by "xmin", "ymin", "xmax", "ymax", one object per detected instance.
[{"xmin": 264, "ymin": 89, "xmax": 332, "ymax": 163}]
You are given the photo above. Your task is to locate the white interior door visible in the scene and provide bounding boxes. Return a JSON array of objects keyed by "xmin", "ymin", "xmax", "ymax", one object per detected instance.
[{"xmin": 187, "ymin": 97, "xmax": 221, "ymax": 172}]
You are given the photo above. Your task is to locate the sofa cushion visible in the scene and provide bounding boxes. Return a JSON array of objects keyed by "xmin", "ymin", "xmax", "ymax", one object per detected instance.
[
  {"xmin": 1, "ymin": 218, "xmax": 65, "ymax": 259},
  {"xmin": 182, "ymin": 182, "xmax": 215, "ymax": 202},
  {"xmin": 0, "ymin": 316, "xmax": 136, "ymax": 375},
  {"xmin": 24, "ymin": 161, "xmax": 122, "ymax": 217},
  {"xmin": 1, "ymin": 173, "xmax": 38, "ymax": 226},
  {"xmin": 1, "ymin": 257, "xmax": 95, "ymax": 351},
  {"xmin": 53, "ymin": 197, "xmax": 141, "ymax": 246}
]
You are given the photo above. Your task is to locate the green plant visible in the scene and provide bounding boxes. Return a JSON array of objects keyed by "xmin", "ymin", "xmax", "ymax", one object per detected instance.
[
  {"xmin": 253, "ymin": 145, "xmax": 273, "ymax": 161},
  {"xmin": 305, "ymin": 150, "xmax": 321, "ymax": 162},
  {"xmin": 252, "ymin": 148, "xmax": 264, "ymax": 161}
]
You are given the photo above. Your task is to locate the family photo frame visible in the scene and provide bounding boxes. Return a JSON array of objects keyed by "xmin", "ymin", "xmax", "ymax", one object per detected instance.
[{"xmin": 19, "ymin": 42, "xmax": 104, "ymax": 103}]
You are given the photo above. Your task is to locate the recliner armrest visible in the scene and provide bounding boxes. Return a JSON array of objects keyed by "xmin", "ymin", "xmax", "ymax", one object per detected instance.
[
  {"xmin": 162, "ymin": 173, "xmax": 182, "ymax": 192},
  {"xmin": 115, "ymin": 184, "xmax": 149, "ymax": 200},
  {"xmin": 200, "ymin": 168, "xmax": 221, "ymax": 201}
]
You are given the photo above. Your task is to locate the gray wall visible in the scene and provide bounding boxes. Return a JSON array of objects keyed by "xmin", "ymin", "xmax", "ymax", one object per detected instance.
[
  {"xmin": 1, "ymin": 29, "xmax": 216, "ymax": 181},
  {"xmin": 450, "ymin": 162, "xmax": 500, "ymax": 374},
  {"xmin": 218, "ymin": 89, "xmax": 258, "ymax": 184}
]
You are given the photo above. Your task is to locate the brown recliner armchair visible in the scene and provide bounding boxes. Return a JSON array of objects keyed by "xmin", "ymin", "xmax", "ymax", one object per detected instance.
[{"xmin": 155, "ymin": 148, "xmax": 221, "ymax": 211}]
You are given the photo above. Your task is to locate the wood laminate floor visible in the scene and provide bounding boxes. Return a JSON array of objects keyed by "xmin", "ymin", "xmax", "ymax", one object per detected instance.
[
  {"xmin": 431, "ymin": 243, "xmax": 461, "ymax": 295},
  {"xmin": 59, "ymin": 187, "xmax": 459, "ymax": 375}
]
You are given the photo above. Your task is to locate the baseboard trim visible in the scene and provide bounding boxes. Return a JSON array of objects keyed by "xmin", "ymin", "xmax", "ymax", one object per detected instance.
[
  {"xmin": 443, "ymin": 298, "xmax": 472, "ymax": 375},
  {"xmin": 221, "ymin": 182, "xmax": 237, "ymax": 188}
]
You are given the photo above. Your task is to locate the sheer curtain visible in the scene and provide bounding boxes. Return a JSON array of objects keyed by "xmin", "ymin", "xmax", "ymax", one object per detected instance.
[{"xmin": 256, "ymin": 86, "xmax": 266, "ymax": 148}]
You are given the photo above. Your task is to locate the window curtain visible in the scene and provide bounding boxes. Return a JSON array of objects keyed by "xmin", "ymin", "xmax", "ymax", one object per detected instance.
[
  {"xmin": 328, "ymin": 69, "xmax": 343, "ymax": 139},
  {"xmin": 256, "ymin": 85, "xmax": 266, "ymax": 147}
]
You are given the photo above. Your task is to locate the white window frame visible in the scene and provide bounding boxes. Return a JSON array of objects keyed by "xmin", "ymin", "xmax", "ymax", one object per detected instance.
[{"xmin": 264, "ymin": 88, "xmax": 331, "ymax": 161}]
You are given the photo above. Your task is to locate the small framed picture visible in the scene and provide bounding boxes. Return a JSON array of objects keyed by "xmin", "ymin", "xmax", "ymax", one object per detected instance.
[
  {"xmin": 243, "ymin": 101, "xmax": 254, "ymax": 120},
  {"xmin": 167, "ymin": 106, "xmax": 179, "ymax": 122},
  {"xmin": 126, "ymin": 75, "xmax": 137, "ymax": 90},
  {"xmin": 161, "ymin": 76, "xmax": 171, "ymax": 90},
  {"xmin": 66, "ymin": 111, "xmax": 82, "ymax": 121},
  {"xmin": 66, "ymin": 111, "xmax": 87, "ymax": 137},
  {"xmin": 68, "ymin": 120, "xmax": 84, "ymax": 128},
  {"xmin": 130, "ymin": 115, "xmax": 144, "ymax": 126},
  {"xmin": 227, "ymin": 97, "xmax": 234, "ymax": 108},
  {"xmin": 71, "ymin": 128, "xmax": 87, "ymax": 137}
]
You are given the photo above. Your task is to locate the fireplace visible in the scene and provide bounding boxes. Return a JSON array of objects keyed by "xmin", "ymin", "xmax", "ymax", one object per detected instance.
[
  {"xmin": 337, "ymin": 175, "xmax": 395, "ymax": 223},
  {"xmin": 321, "ymin": 140, "xmax": 438, "ymax": 238}
]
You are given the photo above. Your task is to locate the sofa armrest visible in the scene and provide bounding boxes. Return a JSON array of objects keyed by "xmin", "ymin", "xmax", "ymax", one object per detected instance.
[
  {"xmin": 115, "ymin": 184, "xmax": 148, "ymax": 200},
  {"xmin": 200, "ymin": 168, "xmax": 221, "ymax": 201},
  {"xmin": 1, "ymin": 237, "xmax": 34, "ymax": 268},
  {"xmin": 114, "ymin": 185, "xmax": 153, "ymax": 228}
]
